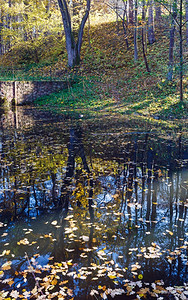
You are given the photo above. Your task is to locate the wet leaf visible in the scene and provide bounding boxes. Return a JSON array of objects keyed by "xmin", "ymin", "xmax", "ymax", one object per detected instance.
[
  {"xmin": 51, "ymin": 220, "xmax": 58, "ymax": 226},
  {"xmin": 2, "ymin": 261, "xmax": 12, "ymax": 270}
]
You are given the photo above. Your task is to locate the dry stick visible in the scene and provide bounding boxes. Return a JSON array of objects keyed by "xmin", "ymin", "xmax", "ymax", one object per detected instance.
[
  {"xmin": 93, "ymin": 294, "xmax": 99, "ymax": 300},
  {"xmin": 25, "ymin": 252, "xmax": 44, "ymax": 296}
]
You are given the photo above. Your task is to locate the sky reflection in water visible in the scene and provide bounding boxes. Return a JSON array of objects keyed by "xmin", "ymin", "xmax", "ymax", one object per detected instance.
[{"xmin": 0, "ymin": 107, "xmax": 187, "ymax": 299}]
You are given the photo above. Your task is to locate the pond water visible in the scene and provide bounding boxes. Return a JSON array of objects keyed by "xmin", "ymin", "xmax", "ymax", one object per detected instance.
[{"xmin": 0, "ymin": 107, "xmax": 187, "ymax": 299}]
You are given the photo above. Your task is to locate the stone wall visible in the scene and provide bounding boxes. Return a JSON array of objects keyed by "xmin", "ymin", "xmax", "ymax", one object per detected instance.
[{"xmin": 0, "ymin": 81, "xmax": 68, "ymax": 105}]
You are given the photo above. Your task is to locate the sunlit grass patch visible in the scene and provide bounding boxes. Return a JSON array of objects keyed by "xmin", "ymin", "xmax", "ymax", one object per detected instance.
[
  {"xmin": 0, "ymin": 19, "xmax": 187, "ymax": 132},
  {"xmin": 35, "ymin": 78, "xmax": 116, "ymax": 112}
]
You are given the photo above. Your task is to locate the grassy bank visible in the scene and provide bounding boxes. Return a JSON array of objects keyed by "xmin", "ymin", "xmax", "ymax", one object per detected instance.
[{"xmin": 0, "ymin": 20, "xmax": 187, "ymax": 133}]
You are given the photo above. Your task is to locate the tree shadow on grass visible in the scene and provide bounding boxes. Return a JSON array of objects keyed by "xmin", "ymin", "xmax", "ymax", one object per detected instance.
[
  {"xmin": 153, "ymin": 101, "xmax": 188, "ymax": 120},
  {"xmin": 123, "ymin": 82, "xmax": 186, "ymax": 119}
]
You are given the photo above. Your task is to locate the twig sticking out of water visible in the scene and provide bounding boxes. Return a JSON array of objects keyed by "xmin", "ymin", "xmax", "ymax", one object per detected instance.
[{"xmin": 25, "ymin": 252, "xmax": 44, "ymax": 296}]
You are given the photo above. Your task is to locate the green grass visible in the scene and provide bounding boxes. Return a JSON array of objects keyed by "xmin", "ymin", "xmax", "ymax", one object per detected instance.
[
  {"xmin": 0, "ymin": 63, "xmax": 66, "ymax": 81},
  {"xmin": 0, "ymin": 20, "xmax": 187, "ymax": 133},
  {"xmin": 34, "ymin": 77, "xmax": 115, "ymax": 112},
  {"xmin": 33, "ymin": 74, "xmax": 187, "ymax": 135}
]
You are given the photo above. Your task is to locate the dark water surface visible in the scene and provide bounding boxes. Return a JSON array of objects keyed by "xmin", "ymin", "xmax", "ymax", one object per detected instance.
[{"xmin": 0, "ymin": 107, "xmax": 187, "ymax": 299}]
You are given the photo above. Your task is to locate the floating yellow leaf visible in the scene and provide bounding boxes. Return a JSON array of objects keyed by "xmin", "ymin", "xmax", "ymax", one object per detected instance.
[
  {"xmin": 17, "ymin": 238, "xmax": 29, "ymax": 245},
  {"xmin": 60, "ymin": 280, "xmax": 69, "ymax": 285},
  {"xmin": 0, "ymin": 270, "xmax": 4, "ymax": 278},
  {"xmin": 138, "ymin": 288, "xmax": 150, "ymax": 295},
  {"xmin": 51, "ymin": 278, "xmax": 57, "ymax": 285},
  {"xmin": 2, "ymin": 261, "xmax": 12, "ymax": 270},
  {"xmin": 108, "ymin": 274, "xmax": 116, "ymax": 279},
  {"xmin": 8, "ymin": 280, "xmax": 14, "ymax": 286}
]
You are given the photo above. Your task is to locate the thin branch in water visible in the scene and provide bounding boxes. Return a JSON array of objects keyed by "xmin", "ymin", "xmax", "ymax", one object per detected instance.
[{"xmin": 25, "ymin": 252, "xmax": 44, "ymax": 296}]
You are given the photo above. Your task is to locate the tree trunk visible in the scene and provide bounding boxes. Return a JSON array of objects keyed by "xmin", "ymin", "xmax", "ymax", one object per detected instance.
[
  {"xmin": 67, "ymin": 44, "xmax": 80, "ymax": 68},
  {"xmin": 122, "ymin": 6, "xmax": 129, "ymax": 49},
  {"xmin": 134, "ymin": 0, "xmax": 138, "ymax": 61},
  {"xmin": 57, "ymin": 0, "xmax": 91, "ymax": 68},
  {"xmin": 6, "ymin": 0, "xmax": 12, "ymax": 51},
  {"xmin": 148, "ymin": 0, "xmax": 155, "ymax": 44},
  {"xmin": 115, "ymin": 0, "xmax": 119, "ymax": 34},
  {"xmin": 179, "ymin": 0, "xmax": 183, "ymax": 103},
  {"xmin": 167, "ymin": 1, "xmax": 177, "ymax": 81},
  {"xmin": 142, "ymin": 0, "xmax": 150, "ymax": 72},
  {"xmin": 186, "ymin": 0, "xmax": 188, "ymax": 45},
  {"xmin": 0, "ymin": 12, "xmax": 3, "ymax": 55},
  {"xmin": 128, "ymin": 0, "xmax": 134, "ymax": 25},
  {"xmin": 155, "ymin": 2, "xmax": 161, "ymax": 25},
  {"xmin": 120, "ymin": 0, "xmax": 129, "ymax": 49}
]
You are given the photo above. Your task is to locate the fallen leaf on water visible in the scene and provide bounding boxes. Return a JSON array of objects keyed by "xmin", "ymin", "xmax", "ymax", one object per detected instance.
[
  {"xmin": 51, "ymin": 220, "xmax": 58, "ymax": 226},
  {"xmin": 0, "ymin": 270, "xmax": 4, "ymax": 278},
  {"xmin": 2, "ymin": 261, "xmax": 12, "ymax": 270},
  {"xmin": 60, "ymin": 280, "xmax": 69, "ymax": 285},
  {"xmin": 166, "ymin": 230, "xmax": 173, "ymax": 236},
  {"xmin": 108, "ymin": 271, "xmax": 116, "ymax": 279},
  {"xmin": 10, "ymin": 290, "xmax": 20, "ymax": 298},
  {"xmin": 1, "ymin": 233, "xmax": 8, "ymax": 237},
  {"xmin": 81, "ymin": 235, "xmax": 89, "ymax": 242},
  {"xmin": 51, "ymin": 278, "xmax": 58, "ymax": 285},
  {"xmin": 138, "ymin": 287, "xmax": 150, "ymax": 295},
  {"xmin": 90, "ymin": 289, "xmax": 99, "ymax": 296},
  {"xmin": 17, "ymin": 238, "xmax": 29, "ymax": 245}
]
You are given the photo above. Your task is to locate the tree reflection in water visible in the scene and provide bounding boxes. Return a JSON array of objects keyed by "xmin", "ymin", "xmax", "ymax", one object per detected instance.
[{"xmin": 0, "ymin": 107, "xmax": 187, "ymax": 299}]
